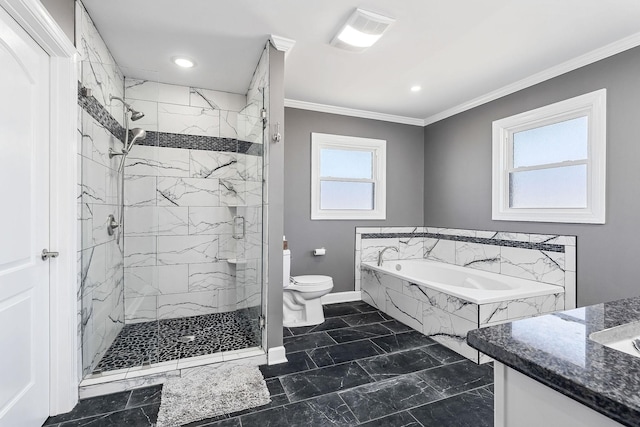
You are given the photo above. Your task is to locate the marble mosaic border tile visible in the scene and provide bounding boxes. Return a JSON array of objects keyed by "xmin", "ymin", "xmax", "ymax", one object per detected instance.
[
  {"xmin": 361, "ymin": 232, "xmax": 565, "ymax": 253},
  {"xmin": 138, "ymin": 131, "xmax": 262, "ymax": 155},
  {"xmin": 78, "ymin": 84, "xmax": 262, "ymax": 156},
  {"xmin": 78, "ymin": 82, "xmax": 126, "ymax": 142}
]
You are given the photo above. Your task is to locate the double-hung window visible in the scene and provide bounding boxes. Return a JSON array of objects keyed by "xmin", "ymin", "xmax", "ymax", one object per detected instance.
[
  {"xmin": 492, "ymin": 89, "xmax": 606, "ymax": 223},
  {"xmin": 311, "ymin": 133, "xmax": 386, "ymax": 220}
]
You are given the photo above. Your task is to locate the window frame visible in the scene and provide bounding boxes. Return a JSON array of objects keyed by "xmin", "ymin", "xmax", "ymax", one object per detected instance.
[
  {"xmin": 311, "ymin": 132, "xmax": 386, "ymax": 220},
  {"xmin": 492, "ymin": 89, "xmax": 606, "ymax": 224}
]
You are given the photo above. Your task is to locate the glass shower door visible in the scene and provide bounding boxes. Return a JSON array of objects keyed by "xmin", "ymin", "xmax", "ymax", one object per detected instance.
[
  {"xmin": 78, "ymin": 59, "xmax": 128, "ymax": 377},
  {"xmin": 232, "ymin": 73, "xmax": 267, "ymax": 351}
]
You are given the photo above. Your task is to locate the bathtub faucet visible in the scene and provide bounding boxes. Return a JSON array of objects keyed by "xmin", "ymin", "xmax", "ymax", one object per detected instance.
[{"xmin": 377, "ymin": 246, "xmax": 399, "ymax": 266}]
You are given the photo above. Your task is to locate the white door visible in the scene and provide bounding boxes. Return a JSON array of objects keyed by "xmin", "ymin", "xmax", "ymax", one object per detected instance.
[{"xmin": 0, "ymin": 6, "xmax": 51, "ymax": 427}]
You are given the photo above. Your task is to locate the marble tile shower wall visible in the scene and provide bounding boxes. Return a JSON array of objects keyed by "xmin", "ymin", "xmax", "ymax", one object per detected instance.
[
  {"xmin": 354, "ymin": 226, "xmax": 577, "ymax": 308},
  {"xmin": 75, "ymin": 0, "xmax": 127, "ymax": 377},
  {"xmin": 75, "ymin": 1, "xmax": 125, "ymax": 127},
  {"xmin": 121, "ymin": 79, "xmax": 264, "ymax": 323},
  {"xmin": 75, "ymin": 0, "xmax": 266, "ymax": 374}
]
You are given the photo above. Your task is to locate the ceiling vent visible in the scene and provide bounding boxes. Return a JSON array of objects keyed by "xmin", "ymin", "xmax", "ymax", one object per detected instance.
[{"xmin": 331, "ymin": 8, "xmax": 395, "ymax": 52}]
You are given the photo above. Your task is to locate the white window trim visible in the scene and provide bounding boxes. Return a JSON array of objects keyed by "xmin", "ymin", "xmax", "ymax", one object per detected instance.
[
  {"xmin": 492, "ymin": 89, "xmax": 606, "ymax": 224},
  {"xmin": 311, "ymin": 133, "xmax": 386, "ymax": 220}
]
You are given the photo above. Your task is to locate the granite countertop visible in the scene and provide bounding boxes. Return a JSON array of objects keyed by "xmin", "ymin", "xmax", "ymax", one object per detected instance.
[{"xmin": 467, "ymin": 296, "xmax": 640, "ymax": 427}]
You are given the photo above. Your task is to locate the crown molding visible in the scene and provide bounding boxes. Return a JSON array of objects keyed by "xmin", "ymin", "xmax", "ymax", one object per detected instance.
[
  {"xmin": 0, "ymin": 0, "xmax": 76, "ymax": 56},
  {"xmin": 423, "ymin": 30, "xmax": 640, "ymax": 126},
  {"xmin": 284, "ymin": 99, "xmax": 424, "ymax": 126},
  {"xmin": 270, "ymin": 35, "xmax": 296, "ymax": 58}
]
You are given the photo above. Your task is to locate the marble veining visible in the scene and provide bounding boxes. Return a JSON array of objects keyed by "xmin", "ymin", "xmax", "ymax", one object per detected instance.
[
  {"xmin": 156, "ymin": 177, "xmax": 220, "ymax": 207},
  {"xmin": 468, "ymin": 297, "xmax": 640, "ymax": 427},
  {"xmin": 423, "ymin": 238, "xmax": 456, "ymax": 263},
  {"xmin": 456, "ymin": 242, "xmax": 501, "ymax": 273}
]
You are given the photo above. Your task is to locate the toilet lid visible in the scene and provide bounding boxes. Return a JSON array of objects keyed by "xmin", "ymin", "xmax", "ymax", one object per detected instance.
[{"xmin": 291, "ymin": 275, "xmax": 333, "ymax": 287}]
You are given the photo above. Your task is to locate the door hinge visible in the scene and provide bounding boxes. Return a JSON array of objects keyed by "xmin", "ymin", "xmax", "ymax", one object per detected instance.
[
  {"xmin": 261, "ymin": 108, "xmax": 267, "ymax": 130},
  {"xmin": 259, "ymin": 315, "xmax": 266, "ymax": 329}
]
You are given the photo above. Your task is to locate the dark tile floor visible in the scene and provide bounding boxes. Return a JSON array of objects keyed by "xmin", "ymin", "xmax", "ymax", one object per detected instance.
[{"xmin": 45, "ymin": 301, "xmax": 493, "ymax": 426}]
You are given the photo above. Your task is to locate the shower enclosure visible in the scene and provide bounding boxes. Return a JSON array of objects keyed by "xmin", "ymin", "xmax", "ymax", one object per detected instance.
[{"xmin": 78, "ymin": 49, "xmax": 268, "ymax": 378}]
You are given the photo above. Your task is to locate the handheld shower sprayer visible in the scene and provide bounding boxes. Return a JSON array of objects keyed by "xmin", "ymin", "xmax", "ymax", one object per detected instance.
[
  {"xmin": 127, "ymin": 128, "xmax": 146, "ymax": 152},
  {"xmin": 117, "ymin": 128, "xmax": 146, "ymax": 172}
]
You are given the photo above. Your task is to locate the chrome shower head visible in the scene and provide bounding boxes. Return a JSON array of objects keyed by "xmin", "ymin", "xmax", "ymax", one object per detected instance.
[
  {"xmin": 110, "ymin": 95, "xmax": 145, "ymax": 121},
  {"xmin": 130, "ymin": 110, "xmax": 145, "ymax": 121}
]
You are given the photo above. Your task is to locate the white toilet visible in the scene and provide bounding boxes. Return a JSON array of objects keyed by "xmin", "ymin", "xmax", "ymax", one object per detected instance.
[{"xmin": 282, "ymin": 249, "xmax": 334, "ymax": 327}]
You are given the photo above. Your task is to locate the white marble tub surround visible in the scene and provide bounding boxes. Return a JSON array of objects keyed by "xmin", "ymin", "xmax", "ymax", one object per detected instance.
[
  {"xmin": 356, "ymin": 226, "xmax": 575, "ymax": 363},
  {"xmin": 355, "ymin": 226, "xmax": 576, "ymax": 308},
  {"xmin": 361, "ymin": 261, "xmax": 564, "ymax": 363}
]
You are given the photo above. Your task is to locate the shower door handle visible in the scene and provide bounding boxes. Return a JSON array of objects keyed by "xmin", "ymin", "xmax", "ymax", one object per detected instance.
[{"xmin": 232, "ymin": 216, "xmax": 245, "ymax": 240}]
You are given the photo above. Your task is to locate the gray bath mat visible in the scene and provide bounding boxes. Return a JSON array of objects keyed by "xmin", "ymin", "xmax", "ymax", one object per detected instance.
[{"xmin": 156, "ymin": 364, "xmax": 271, "ymax": 427}]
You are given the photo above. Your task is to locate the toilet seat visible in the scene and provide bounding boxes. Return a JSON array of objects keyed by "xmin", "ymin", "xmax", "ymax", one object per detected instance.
[{"xmin": 288, "ymin": 275, "xmax": 333, "ymax": 292}]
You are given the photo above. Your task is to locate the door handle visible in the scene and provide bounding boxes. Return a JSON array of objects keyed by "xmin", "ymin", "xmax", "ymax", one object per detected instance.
[{"xmin": 41, "ymin": 249, "xmax": 60, "ymax": 260}]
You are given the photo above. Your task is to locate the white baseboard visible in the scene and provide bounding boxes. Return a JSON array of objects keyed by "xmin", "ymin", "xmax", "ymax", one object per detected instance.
[
  {"xmin": 267, "ymin": 346, "xmax": 287, "ymax": 365},
  {"xmin": 321, "ymin": 291, "xmax": 362, "ymax": 305}
]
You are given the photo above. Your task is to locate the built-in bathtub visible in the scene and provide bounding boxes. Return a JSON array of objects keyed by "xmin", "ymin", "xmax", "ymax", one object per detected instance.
[{"xmin": 361, "ymin": 259, "xmax": 565, "ymax": 363}]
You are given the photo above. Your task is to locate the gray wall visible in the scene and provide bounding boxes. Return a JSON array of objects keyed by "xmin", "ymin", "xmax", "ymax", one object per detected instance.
[
  {"xmin": 266, "ymin": 45, "xmax": 285, "ymax": 350},
  {"xmin": 284, "ymin": 108, "xmax": 425, "ymax": 293},
  {"xmin": 423, "ymin": 46, "xmax": 640, "ymax": 307},
  {"xmin": 41, "ymin": 0, "xmax": 75, "ymax": 43}
]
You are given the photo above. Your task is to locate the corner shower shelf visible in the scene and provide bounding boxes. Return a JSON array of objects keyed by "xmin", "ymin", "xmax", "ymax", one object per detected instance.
[{"xmin": 226, "ymin": 258, "xmax": 248, "ymax": 265}]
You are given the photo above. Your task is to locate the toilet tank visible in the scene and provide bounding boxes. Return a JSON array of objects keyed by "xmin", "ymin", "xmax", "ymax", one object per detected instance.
[{"xmin": 283, "ymin": 249, "xmax": 291, "ymax": 287}]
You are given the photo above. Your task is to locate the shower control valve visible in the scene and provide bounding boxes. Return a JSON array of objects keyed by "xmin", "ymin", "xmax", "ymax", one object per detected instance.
[{"xmin": 107, "ymin": 214, "xmax": 120, "ymax": 236}]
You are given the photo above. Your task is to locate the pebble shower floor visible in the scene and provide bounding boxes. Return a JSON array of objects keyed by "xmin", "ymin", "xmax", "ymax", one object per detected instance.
[{"xmin": 92, "ymin": 311, "xmax": 261, "ymax": 373}]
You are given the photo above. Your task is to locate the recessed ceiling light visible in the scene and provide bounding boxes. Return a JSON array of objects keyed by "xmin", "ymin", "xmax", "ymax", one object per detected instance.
[
  {"xmin": 411, "ymin": 85, "xmax": 422, "ymax": 92},
  {"xmin": 172, "ymin": 57, "xmax": 195, "ymax": 68},
  {"xmin": 331, "ymin": 8, "xmax": 395, "ymax": 52}
]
